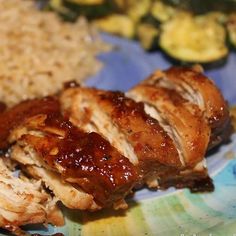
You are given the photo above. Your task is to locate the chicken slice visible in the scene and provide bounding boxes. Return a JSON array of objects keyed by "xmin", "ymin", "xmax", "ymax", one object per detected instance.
[
  {"xmin": 0, "ymin": 96, "xmax": 138, "ymax": 210},
  {"xmin": 60, "ymin": 88, "xmax": 139, "ymax": 166},
  {"xmin": 143, "ymin": 66, "xmax": 231, "ymax": 148},
  {"xmin": 0, "ymin": 97, "xmax": 59, "ymax": 150},
  {"xmin": 61, "ymin": 87, "xmax": 187, "ymax": 188},
  {"xmin": 128, "ymin": 84, "xmax": 210, "ymax": 168},
  {"xmin": 0, "ymin": 157, "xmax": 64, "ymax": 235},
  {"xmin": 11, "ymin": 144, "xmax": 99, "ymax": 211},
  {"xmin": 8, "ymin": 112, "xmax": 138, "ymax": 209}
]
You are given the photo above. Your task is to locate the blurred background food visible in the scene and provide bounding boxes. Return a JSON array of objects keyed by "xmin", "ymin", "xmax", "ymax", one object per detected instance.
[
  {"xmin": 0, "ymin": 0, "xmax": 109, "ymax": 107},
  {"xmin": 42, "ymin": 0, "xmax": 236, "ymax": 66}
]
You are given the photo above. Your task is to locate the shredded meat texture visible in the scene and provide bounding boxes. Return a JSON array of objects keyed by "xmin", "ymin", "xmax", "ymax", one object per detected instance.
[
  {"xmin": 128, "ymin": 85, "xmax": 210, "ymax": 168},
  {"xmin": 60, "ymin": 88, "xmax": 184, "ymax": 187},
  {"xmin": 3, "ymin": 98, "xmax": 138, "ymax": 210},
  {"xmin": 143, "ymin": 66, "xmax": 231, "ymax": 149},
  {"xmin": 0, "ymin": 158, "xmax": 64, "ymax": 235},
  {"xmin": 0, "ymin": 66, "xmax": 230, "ymax": 234}
]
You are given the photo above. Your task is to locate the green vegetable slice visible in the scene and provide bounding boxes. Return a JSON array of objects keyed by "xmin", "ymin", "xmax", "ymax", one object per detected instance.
[{"xmin": 159, "ymin": 12, "xmax": 228, "ymax": 63}]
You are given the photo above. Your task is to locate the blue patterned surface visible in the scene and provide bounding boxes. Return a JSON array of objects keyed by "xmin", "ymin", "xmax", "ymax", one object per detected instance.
[{"xmin": 87, "ymin": 34, "xmax": 236, "ymax": 104}]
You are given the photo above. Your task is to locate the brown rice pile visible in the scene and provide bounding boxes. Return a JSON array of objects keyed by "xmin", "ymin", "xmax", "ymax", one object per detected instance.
[{"xmin": 0, "ymin": 0, "xmax": 110, "ymax": 106}]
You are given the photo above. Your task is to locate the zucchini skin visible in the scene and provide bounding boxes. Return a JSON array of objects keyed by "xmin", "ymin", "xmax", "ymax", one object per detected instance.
[
  {"xmin": 163, "ymin": 0, "xmax": 236, "ymax": 14},
  {"xmin": 39, "ymin": 0, "xmax": 233, "ymax": 69},
  {"xmin": 161, "ymin": 51, "xmax": 228, "ymax": 70},
  {"xmin": 62, "ymin": 0, "xmax": 115, "ymax": 20},
  {"xmin": 159, "ymin": 13, "xmax": 229, "ymax": 67}
]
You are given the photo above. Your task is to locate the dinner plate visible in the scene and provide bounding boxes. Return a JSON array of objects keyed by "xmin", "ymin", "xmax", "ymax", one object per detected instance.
[{"xmin": 14, "ymin": 35, "xmax": 236, "ymax": 236}]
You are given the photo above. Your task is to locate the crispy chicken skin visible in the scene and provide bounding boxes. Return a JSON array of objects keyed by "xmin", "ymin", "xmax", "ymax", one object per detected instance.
[
  {"xmin": 0, "ymin": 158, "xmax": 64, "ymax": 235},
  {"xmin": 143, "ymin": 66, "xmax": 231, "ymax": 148},
  {"xmin": 128, "ymin": 85, "xmax": 210, "ymax": 168}
]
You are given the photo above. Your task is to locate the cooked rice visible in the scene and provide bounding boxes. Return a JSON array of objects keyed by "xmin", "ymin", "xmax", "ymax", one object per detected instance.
[{"xmin": 0, "ymin": 0, "xmax": 110, "ymax": 106}]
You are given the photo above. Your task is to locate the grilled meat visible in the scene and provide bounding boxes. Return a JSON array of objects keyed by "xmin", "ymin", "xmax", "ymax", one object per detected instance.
[
  {"xmin": 4, "ymin": 98, "xmax": 137, "ymax": 210},
  {"xmin": 60, "ymin": 87, "xmax": 212, "ymax": 190},
  {"xmin": 128, "ymin": 85, "xmax": 210, "ymax": 168},
  {"xmin": 0, "ymin": 66, "xmax": 230, "ymax": 224},
  {"xmin": 11, "ymin": 144, "xmax": 99, "ymax": 211},
  {"xmin": 141, "ymin": 66, "xmax": 231, "ymax": 149},
  {"xmin": 0, "ymin": 157, "xmax": 64, "ymax": 235}
]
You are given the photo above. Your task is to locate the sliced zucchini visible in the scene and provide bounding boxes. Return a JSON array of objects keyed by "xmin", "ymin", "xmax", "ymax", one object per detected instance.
[
  {"xmin": 113, "ymin": 0, "xmax": 151, "ymax": 23},
  {"xmin": 45, "ymin": 0, "xmax": 114, "ymax": 20},
  {"xmin": 66, "ymin": 0, "xmax": 105, "ymax": 4},
  {"xmin": 136, "ymin": 23, "xmax": 160, "ymax": 51},
  {"xmin": 159, "ymin": 12, "xmax": 228, "ymax": 64},
  {"xmin": 92, "ymin": 14, "xmax": 135, "ymax": 38},
  {"xmin": 227, "ymin": 14, "xmax": 236, "ymax": 48},
  {"xmin": 126, "ymin": 0, "xmax": 151, "ymax": 23},
  {"xmin": 57, "ymin": 0, "xmax": 114, "ymax": 20},
  {"xmin": 163, "ymin": 0, "xmax": 236, "ymax": 14},
  {"xmin": 151, "ymin": 0, "xmax": 176, "ymax": 23},
  {"xmin": 204, "ymin": 11, "xmax": 227, "ymax": 24}
]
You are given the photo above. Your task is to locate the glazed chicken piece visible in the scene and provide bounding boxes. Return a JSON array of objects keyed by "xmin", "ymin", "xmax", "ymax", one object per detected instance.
[
  {"xmin": 143, "ymin": 66, "xmax": 231, "ymax": 149},
  {"xmin": 3, "ymin": 97, "xmax": 138, "ymax": 210},
  {"xmin": 0, "ymin": 97, "xmax": 100, "ymax": 211},
  {"xmin": 61, "ymin": 87, "xmax": 212, "ymax": 190},
  {"xmin": 0, "ymin": 157, "xmax": 64, "ymax": 235},
  {"xmin": 128, "ymin": 85, "xmax": 210, "ymax": 168},
  {"xmin": 1, "ymin": 65, "xmax": 228, "ymax": 217},
  {"xmin": 11, "ymin": 144, "xmax": 100, "ymax": 211}
]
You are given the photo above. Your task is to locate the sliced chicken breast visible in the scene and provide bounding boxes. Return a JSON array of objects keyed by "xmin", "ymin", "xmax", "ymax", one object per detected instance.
[
  {"xmin": 8, "ymin": 115, "xmax": 137, "ymax": 209},
  {"xmin": 143, "ymin": 66, "xmax": 231, "ymax": 148},
  {"xmin": 61, "ymin": 87, "xmax": 196, "ymax": 188},
  {"xmin": 128, "ymin": 84, "xmax": 210, "ymax": 168},
  {"xmin": 11, "ymin": 144, "xmax": 99, "ymax": 211},
  {"xmin": 0, "ymin": 157, "xmax": 64, "ymax": 235}
]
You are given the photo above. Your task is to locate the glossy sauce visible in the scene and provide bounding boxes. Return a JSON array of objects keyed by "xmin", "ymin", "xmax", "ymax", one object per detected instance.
[
  {"xmin": 0, "ymin": 102, "xmax": 6, "ymax": 113},
  {"xmin": 5, "ymin": 98, "xmax": 138, "ymax": 207},
  {"xmin": 0, "ymin": 97, "xmax": 59, "ymax": 150},
  {"xmin": 0, "ymin": 93, "xmax": 214, "ymax": 207},
  {"xmin": 165, "ymin": 67, "xmax": 229, "ymax": 129},
  {"xmin": 99, "ymin": 91, "xmax": 181, "ymax": 168}
]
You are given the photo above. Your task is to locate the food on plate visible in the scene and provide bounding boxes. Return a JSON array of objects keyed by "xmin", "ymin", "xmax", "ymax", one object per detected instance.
[
  {"xmin": 165, "ymin": 0, "xmax": 236, "ymax": 14},
  {"xmin": 93, "ymin": 14, "xmax": 135, "ymax": 38},
  {"xmin": 2, "ymin": 97, "xmax": 138, "ymax": 211},
  {"xmin": 134, "ymin": 66, "xmax": 231, "ymax": 149},
  {"xmin": 227, "ymin": 13, "xmax": 236, "ymax": 48},
  {"xmin": 150, "ymin": 0, "xmax": 176, "ymax": 22},
  {"xmin": 230, "ymin": 106, "xmax": 236, "ymax": 131},
  {"xmin": 0, "ymin": 157, "xmax": 64, "ymax": 235},
  {"xmin": 45, "ymin": 0, "xmax": 235, "ymax": 67},
  {"xmin": 62, "ymin": 86, "xmax": 212, "ymax": 191},
  {"xmin": 0, "ymin": 0, "xmax": 109, "ymax": 107},
  {"xmin": 0, "ymin": 66, "xmax": 231, "ymax": 234},
  {"xmin": 68, "ymin": 0, "xmax": 105, "ymax": 4},
  {"xmin": 159, "ymin": 12, "xmax": 228, "ymax": 64},
  {"xmin": 136, "ymin": 23, "xmax": 160, "ymax": 51}
]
